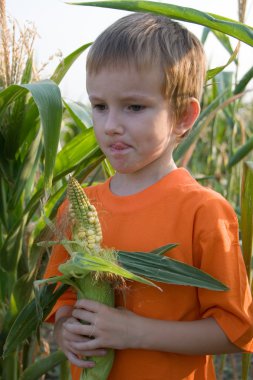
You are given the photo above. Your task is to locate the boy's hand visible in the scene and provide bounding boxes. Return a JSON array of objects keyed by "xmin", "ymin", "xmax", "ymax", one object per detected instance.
[
  {"xmin": 54, "ymin": 310, "xmax": 107, "ymax": 368},
  {"xmin": 65, "ymin": 299, "xmax": 141, "ymax": 352}
]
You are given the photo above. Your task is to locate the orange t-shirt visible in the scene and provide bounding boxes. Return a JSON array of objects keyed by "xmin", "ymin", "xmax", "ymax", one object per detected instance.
[{"xmin": 44, "ymin": 168, "xmax": 253, "ymax": 380}]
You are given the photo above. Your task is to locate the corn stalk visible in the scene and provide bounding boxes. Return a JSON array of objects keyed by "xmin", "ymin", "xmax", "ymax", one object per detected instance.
[{"xmin": 241, "ymin": 161, "xmax": 253, "ymax": 380}]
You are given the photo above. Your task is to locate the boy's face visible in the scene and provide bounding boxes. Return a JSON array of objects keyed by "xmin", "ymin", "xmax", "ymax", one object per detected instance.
[{"xmin": 86, "ymin": 65, "xmax": 177, "ymax": 175}]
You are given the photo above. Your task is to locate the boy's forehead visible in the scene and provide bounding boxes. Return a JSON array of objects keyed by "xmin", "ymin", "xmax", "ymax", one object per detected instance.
[{"xmin": 86, "ymin": 63, "xmax": 164, "ymax": 93}]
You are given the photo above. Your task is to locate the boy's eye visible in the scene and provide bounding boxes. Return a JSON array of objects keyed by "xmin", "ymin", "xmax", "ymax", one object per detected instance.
[
  {"xmin": 93, "ymin": 104, "xmax": 107, "ymax": 111},
  {"xmin": 129, "ymin": 105, "xmax": 145, "ymax": 112}
]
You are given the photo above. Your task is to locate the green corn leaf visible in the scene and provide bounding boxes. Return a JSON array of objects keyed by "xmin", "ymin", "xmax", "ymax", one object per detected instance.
[
  {"xmin": 59, "ymin": 253, "xmax": 159, "ymax": 289},
  {"xmin": 0, "ymin": 55, "xmax": 34, "ymax": 160},
  {"xmin": 206, "ymin": 43, "xmax": 239, "ymax": 80},
  {"xmin": 11, "ymin": 272, "xmax": 35, "ymax": 314},
  {"xmin": 217, "ymin": 72, "xmax": 234, "ymax": 97},
  {"xmin": 20, "ymin": 351, "xmax": 66, "ymax": 380},
  {"xmin": 242, "ymin": 352, "xmax": 252, "ymax": 380},
  {"xmin": 35, "ymin": 275, "xmax": 77, "ymax": 288},
  {"xmin": 208, "ymin": 28, "xmax": 235, "ymax": 55},
  {"xmin": 51, "ymin": 43, "xmax": 92, "ymax": 84},
  {"xmin": 0, "ymin": 87, "xmax": 32, "ymax": 160},
  {"xmin": 151, "ymin": 243, "xmax": 178, "ymax": 255},
  {"xmin": 102, "ymin": 159, "xmax": 115, "ymax": 178},
  {"xmin": 54, "ymin": 238, "xmax": 228, "ymax": 291},
  {"xmin": 0, "ymin": 80, "xmax": 62, "ymax": 190},
  {"xmin": 240, "ymin": 161, "xmax": 253, "ymax": 380},
  {"xmin": 63, "ymin": 99, "xmax": 92, "ymax": 130},
  {"xmin": 0, "ymin": 176, "xmax": 8, "ymax": 230},
  {"xmin": 4, "ymin": 97, "xmax": 29, "ymax": 161},
  {"xmin": 201, "ymin": 27, "xmax": 209, "ymax": 45},
  {"xmin": 1, "ymin": 220, "xmax": 25, "ymax": 272},
  {"xmin": 9, "ymin": 129, "xmax": 42, "ymax": 209},
  {"xmin": 53, "ymin": 128, "xmax": 103, "ymax": 179},
  {"xmin": 234, "ymin": 65, "xmax": 253, "ymax": 95},
  {"xmin": 29, "ymin": 186, "xmax": 68, "ymax": 259},
  {"xmin": 74, "ymin": 156, "xmax": 105, "ymax": 186},
  {"xmin": 20, "ymin": 55, "xmax": 33, "ymax": 84},
  {"xmin": 69, "ymin": 1, "xmax": 253, "ymax": 46},
  {"xmin": 22, "ymin": 81, "xmax": 62, "ymax": 190},
  {"xmin": 241, "ymin": 162, "xmax": 253, "ymax": 281},
  {"xmin": 16, "ymin": 101, "xmax": 40, "ymax": 161},
  {"xmin": 117, "ymin": 251, "xmax": 229, "ymax": 291},
  {"xmin": 0, "ymin": 265, "xmax": 9, "ymax": 301},
  {"xmin": 3, "ymin": 283, "xmax": 69, "ymax": 358},
  {"xmin": 228, "ymin": 138, "xmax": 253, "ymax": 167},
  {"xmin": 202, "ymin": 28, "xmax": 238, "ymax": 81}
]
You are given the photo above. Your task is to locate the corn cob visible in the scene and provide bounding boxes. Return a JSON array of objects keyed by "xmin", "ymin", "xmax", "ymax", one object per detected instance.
[
  {"xmin": 68, "ymin": 177, "xmax": 102, "ymax": 252},
  {"xmin": 67, "ymin": 177, "xmax": 121, "ymax": 282}
]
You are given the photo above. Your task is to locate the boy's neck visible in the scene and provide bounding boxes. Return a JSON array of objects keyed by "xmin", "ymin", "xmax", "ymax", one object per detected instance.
[{"xmin": 110, "ymin": 160, "xmax": 177, "ymax": 196}]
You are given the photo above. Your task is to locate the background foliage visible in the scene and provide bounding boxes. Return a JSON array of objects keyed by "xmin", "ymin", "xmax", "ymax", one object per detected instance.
[{"xmin": 0, "ymin": 0, "xmax": 253, "ymax": 379}]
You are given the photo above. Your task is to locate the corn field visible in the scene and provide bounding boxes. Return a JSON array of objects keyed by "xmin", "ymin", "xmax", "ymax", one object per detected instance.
[{"xmin": 0, "ymin": 0, "xmax": 253, "ymax": 379}]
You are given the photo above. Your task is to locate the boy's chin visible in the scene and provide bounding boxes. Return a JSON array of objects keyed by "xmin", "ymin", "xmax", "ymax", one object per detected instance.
[
  {"xmin": 112, "ymin": 166, "xmax": 136, "ymax": 175},
  {"xmin": 113, "ymin": 166, "xmax": 146, "ymax": 176},
  {"xmin": 109, "ymin": 159, "xmax": 146, "ymax": 175}
]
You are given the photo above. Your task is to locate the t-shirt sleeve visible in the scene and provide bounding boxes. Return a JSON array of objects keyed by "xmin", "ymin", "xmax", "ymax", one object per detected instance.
[
  {"xmin": 43, "ymin": 201, "xmax": 77, "ymax": 323},
  {"xmin": 194, "ymin": 196, "xmax": 253, "ymax": 352}
]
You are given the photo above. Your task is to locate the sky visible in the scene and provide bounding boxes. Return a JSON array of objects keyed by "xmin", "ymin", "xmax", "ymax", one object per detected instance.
[{"xmin": 6, "ymin": 0, "xmax": 253, "ymax": 103}]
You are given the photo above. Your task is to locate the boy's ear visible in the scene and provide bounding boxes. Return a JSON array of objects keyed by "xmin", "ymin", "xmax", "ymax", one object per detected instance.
[{"xmin": 174, "ymin": 98, "xmax": 200, "ymax": 137}]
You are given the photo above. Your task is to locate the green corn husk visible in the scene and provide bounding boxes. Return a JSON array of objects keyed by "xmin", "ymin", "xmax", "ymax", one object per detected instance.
[
  {"xmin": 37, "ymin": 177, "xmax": 228, "ymax": 380},
  {"xmin": 76, "ymin": 273, "xmax": 114, "ymax": 380}
]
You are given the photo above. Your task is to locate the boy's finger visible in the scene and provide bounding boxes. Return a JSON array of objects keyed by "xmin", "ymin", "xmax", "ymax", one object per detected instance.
[
  {"xmin": 64, "ymin": 321, "xmax": 95, "ymax": 337},
  {"xmin": 70, "ymin": 337, "xmax": 101, "ymax": 351},
  {"xmin": 81, "ymin": 349, "xmax": 107, "ymax": 357},
  {"xmin": 70, "ymin": 345, "xmax": 107, "ymax": 357},
  {"xmin": 64, "ymin": 332, "xmax": 89, "ymax": 342},
  {"xmin": 75, "ymin": 299, "xmax": 104, "ymax": 312},
  {"xmin": 66, "ymin": 351, "xmax": 95, "ymax": 369},
  {"xmin": 72, "ymin": 308, "xmax": 94, "ymax": 324}
]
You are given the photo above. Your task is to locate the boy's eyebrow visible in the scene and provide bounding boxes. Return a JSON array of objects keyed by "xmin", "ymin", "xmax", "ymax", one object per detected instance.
[
  {"xmin": 120, "ymin": 94, "xmax": 155, "ymax": 102},
  {"xmin": 88, "ymin": 93, "xmax": 156, "ymax": 102},
  {"xmin": 88, "ymin": 95, "xmax": 104, "ymax": 102}
]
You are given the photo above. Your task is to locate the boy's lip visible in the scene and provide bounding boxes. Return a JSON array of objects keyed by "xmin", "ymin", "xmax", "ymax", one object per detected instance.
[
  {"xmin": 109, "ymin": 142, "xmax": 132, "ymax": 151},
  {"xmin": 108, "ymin": 142, "xmax": 133, "ymax": 157}
]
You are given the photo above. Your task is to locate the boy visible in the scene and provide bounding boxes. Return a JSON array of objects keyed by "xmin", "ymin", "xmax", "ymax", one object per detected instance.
[{"xmin": 44, "ymin": 13, "xmax": 253, "ymax": 380}]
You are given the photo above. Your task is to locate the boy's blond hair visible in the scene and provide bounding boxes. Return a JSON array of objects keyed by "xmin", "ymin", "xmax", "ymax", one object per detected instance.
[{"xmin": 86, "ymin": 12, "xmax": 206, "ymax": 123}]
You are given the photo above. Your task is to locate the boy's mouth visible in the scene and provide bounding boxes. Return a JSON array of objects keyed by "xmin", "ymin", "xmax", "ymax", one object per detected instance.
[{"xmin": 110, "ymin": 142, "xmax": 132, "ymax": 151}]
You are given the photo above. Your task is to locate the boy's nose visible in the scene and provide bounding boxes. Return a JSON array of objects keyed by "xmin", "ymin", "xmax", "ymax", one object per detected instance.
[{"xmin": 104, "ymin": 111, "xmax": 124, "ymax": 135}]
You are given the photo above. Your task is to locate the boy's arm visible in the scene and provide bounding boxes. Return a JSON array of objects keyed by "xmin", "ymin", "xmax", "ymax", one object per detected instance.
[
  {"xmin": 67, "ymin": 299, "xmax": 240, "ymax": 355},
  {"xmin": 134, "ymin": 314, "xmax": 240, "ymax": 354}
]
